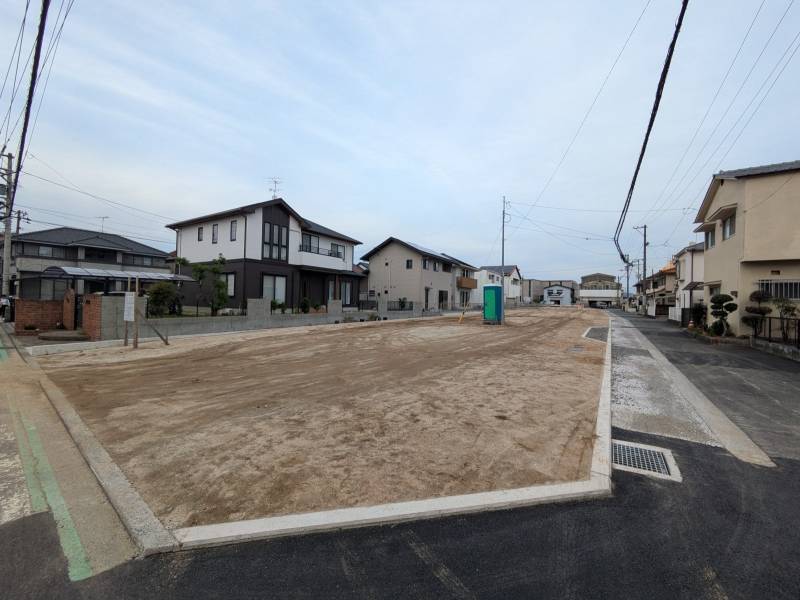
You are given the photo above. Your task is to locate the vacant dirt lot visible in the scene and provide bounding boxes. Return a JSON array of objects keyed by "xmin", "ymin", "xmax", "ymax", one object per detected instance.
[{"xmin": 41, "ymin": 307, "xmax": 608, "ymax": 528}]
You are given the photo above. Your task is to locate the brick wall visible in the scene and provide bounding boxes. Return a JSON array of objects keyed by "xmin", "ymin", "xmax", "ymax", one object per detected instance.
[
  {"xmin": 14, "ymin": 299, "xmax": 63, "ymax": 335},
  {"xmin": 82, "ymin": 294, "xmax": 103, "ymax": 341},
  {"xmin": 62, "ymin": 288, "xmax": 76, "ymax": 330}
]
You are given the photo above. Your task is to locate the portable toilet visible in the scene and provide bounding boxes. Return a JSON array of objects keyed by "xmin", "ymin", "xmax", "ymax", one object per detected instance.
[{"xmin": 483, "ymin": 285, "xmax": 503, "ymax": 324}]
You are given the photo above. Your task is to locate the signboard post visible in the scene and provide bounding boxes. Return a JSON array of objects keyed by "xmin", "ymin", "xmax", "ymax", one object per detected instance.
[{"xmin": 123, "ymin": 289, "xmax": 134, "ymax": 346}]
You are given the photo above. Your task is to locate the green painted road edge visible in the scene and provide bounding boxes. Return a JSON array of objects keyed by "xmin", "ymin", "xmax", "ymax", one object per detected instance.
[
  {"xmin": 18, "ymin": 411, "xmax": 93, "ymax": 581},
  {"xmin": 10, "ymin": 407, "xmax": 47, "ymax": 512}
]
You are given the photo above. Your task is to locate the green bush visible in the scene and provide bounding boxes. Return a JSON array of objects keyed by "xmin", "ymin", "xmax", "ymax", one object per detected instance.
[
  {"xmin": 147, "ymin": 281, "xmax": 178, "ymax": 317},
  {"xmin": 300, "ymin": 297, "xmax": 310, "ymax": 314},
  {"xmin": 710, "ymin": 319, "xmax": 725, "ymax": 336},
  {"xmin": 709, "ymin": 293, "xmax": 736, "ymax": 336}
]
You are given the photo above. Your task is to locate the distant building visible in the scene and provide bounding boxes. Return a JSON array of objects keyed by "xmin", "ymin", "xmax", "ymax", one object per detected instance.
[
  {"xmin": 693, "ymin": 159, "xmax": 800, "ymax": 336},
  {"xmin": 578, "ymin": 273, "xmax": 622, "ymax": 307},
  {"xmin": 473, "ymin": 265, "xmax": 523, "ymax": 304},
  {"xmin": 673, "ymin": 241, "xmax": 705, "ymax": 315},
  {"xmin": 520, "ymin": 278, "xmax": 578, "ymax": 303},
  {"xmin": 542, "ymin": 282, "xmax": 575, "ymax": 305},
  {"xmin": 635, "ymin": 264, "xmax": 677, "ymax": 316}
]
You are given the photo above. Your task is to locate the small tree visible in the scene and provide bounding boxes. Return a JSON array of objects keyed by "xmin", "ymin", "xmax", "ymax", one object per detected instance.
[
  {"xmin": 774, "ymin": 297, "xmax": 797, "ymax": 343},
  {"xmin": 299, "ymin": 297, "xmax": 310, "ymax": 314},
  {"xmin": 690, "ymin": 302, "xmax": 706, "ymax": 329},
  {"xmin": 147, "ymin": 282, "xmax": 178, "ymax": 317},
  {"xmin": 709, "ymin": 293, "xmax": 738, "ymax": 336},
  {"xmin": 741, "ymin": 290, "xmax": 772, "ymax": 337},
  {"xmin": 190, "ymin": 256, "xmax": 228, "ymax": 316}
]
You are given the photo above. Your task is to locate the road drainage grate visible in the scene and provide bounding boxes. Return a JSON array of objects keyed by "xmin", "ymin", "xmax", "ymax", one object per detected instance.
[{"xmin": 612, "ymin": 440, "xmax": 682, "ymax": 482}]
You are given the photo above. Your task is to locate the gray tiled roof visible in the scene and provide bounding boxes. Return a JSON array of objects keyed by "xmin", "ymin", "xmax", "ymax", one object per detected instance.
[
  {"xmin": 11, "ymin": 227, "xmax": 168, "ymax": 256},
  {"xmin": 716, "ymin": 159, "xmax": 800, "ymax": 179},
  {"xmin": 480, "ymin": 265, "xmax": 520, "ymax": 276}
]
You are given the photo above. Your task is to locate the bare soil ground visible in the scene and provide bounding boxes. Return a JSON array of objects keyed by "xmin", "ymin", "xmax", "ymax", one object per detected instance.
[{"xmin": 40, "ymin": 307, "xmax": 608, "ymax": 529}]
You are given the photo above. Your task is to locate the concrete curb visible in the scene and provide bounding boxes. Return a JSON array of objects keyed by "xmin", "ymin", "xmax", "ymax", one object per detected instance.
[
  {"xmin": 33, "ymin": 312, "xmax": 614, "ymax": 553},
  {"xmin": 171, "ymin": 318, "xmax": 614, "ymax": 550},
  {"xmin": 38, "ymin": 378, "xmax": 179, "ymax": 556}
]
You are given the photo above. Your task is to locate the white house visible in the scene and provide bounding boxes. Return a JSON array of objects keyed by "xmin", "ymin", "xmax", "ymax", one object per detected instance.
[
  {"xmin": 167, "ymin": 198, "xmax": 364, "ymax": 310},
  {"xmin": 472, "ymin": 265, "xmax": 523, "ymax": 305},
  {"xmin": 542, "ymin": 283, "xmax": 574, "ymax": 305},
  {"xmin": 671, "ymin": 241, "xmax": 705, "ymax": 322}
]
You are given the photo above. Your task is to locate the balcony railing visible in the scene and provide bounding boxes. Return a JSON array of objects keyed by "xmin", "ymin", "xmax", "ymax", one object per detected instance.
[
  {"xmin": 456, "ymin": 276, "xmax": 477, "ymax": 289},
  {"xmin": 299, "ymin": 244, "xmax": 343, "ymax": 258}
]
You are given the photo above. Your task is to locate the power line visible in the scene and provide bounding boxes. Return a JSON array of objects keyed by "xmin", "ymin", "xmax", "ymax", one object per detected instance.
[
  {"xmin": 14, "ymin": 201, "xmax": 173, "ymax": 235},
  {"xmin": 22, "ymin": 217, "xmax": 173, "ymax": 245},
  {"xmin": 613, "ymin": 0, "xmax": 689, "ymax": 264},
  {"xmin": 6, "ymin": 0, "xmax": 52, "ymax": 213},
  {"xmin": 662, "ymin": 25, "xmax": 800, "ymax": 217},
  {"xmin": 0, "ymin": 0, "xmax": 32, "ymax": 104},
  {"xmin": 637, "ymin": 0, "xmax": 766, "ymax": 227},
  {"xmin": 507, "ymin": 208, "xmax": 613, "ymax": 239},
  {"xmin": 507, "ymin": 200, "xmax": 693, "ymax": 213},
  {"xmin": 508, "ymin": 0, "xmax": 652, "ymax": 238},
  {"xmin": 21, "ymin": 170, "xmax": 176, "ymax": 222},
  {"xmin": 642, "ymin": 0, "xmax": 796, "ymax": 224}
]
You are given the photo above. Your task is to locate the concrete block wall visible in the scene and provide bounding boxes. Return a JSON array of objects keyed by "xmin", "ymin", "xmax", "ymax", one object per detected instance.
[
  {"xmin": 13, "ymin": 299, "xmax": 63, "ymax": 335},
  {"xmin": 82, "ymin": 294, "xmax": 104, "ymax": 341},
  {"xmin": 62, "ymin": 288, "xmax": 76, "ymax": 330}
]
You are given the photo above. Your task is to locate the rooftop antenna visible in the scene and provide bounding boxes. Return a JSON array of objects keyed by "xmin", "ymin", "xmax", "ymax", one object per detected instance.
[
  {"xmin": 97, "ymin": 216, "xmax": 109, "ymax": 232},
  {"xmin": 269, "ymin": 177, "xmax": 282, "ymax": 199}
]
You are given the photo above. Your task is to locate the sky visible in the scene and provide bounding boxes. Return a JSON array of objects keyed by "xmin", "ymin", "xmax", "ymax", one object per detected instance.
[{"xmin": 1, "ymin": 0, "xmax": 798, "ymax": 285}]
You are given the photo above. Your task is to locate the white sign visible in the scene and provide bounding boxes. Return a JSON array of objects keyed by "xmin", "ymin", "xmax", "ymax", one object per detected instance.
[{"xmin": 123, "ymin": 292, "xmax": 136, "ymax": 322}]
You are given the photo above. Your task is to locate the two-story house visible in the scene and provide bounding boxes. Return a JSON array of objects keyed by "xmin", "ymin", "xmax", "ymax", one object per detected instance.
[
  {"xmin": 693, "ymin": 159, "xmax": 800, "ymax": 336},
  {"xmin": 360, "ymin": 237, "xmax": 477, "ymax": 311},
  {"xmin": 635, "ymin": 263, "xmax": 677, "ymax": 316},
  {"xmin": 0, "ymin": 227, "xmax": 170, "ymax": 299},
  {"xmin": 673, "ymin": 241, "xmax": 705, "ymax": 313},
  {"xmin": 542, "ymin": 282, "xmax": 575, "ymax": 305},
  {"xmin": 472, "ymin": 265, "xmax": 523, "ymax": 305},
  {"xmin": 167, "ymin": 198, "xmax": 363, "ymax": 311},
  {"xmin": 578, "ymin": 273, "xmax": 622, "ymax": 308}
]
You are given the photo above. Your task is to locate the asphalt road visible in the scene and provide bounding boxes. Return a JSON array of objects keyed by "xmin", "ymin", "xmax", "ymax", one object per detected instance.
[
  {"xmin": 3, "ymin": 312, "xmax": 800, "ymax": 599},
  {"xmin": 617, "ymin": 312, "xmax": 800, "ymax": 460}
]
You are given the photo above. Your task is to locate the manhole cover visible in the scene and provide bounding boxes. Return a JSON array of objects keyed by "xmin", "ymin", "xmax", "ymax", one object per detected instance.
[{"xmin": 612, "ymin": 440, "xmax": 682, "ymax": 482}]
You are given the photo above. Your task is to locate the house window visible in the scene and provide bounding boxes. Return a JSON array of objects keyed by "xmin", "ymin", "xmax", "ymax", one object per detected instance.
[
  {"xmin": 301, "ymin": 233, "xmax": 319, "ymax": 253},
  {"xmin": 709, "ymin": 285, "xmax": 721, "ymax": 298},
  {"xmin": 219, "ymin": 273, "xmax": 235, "ymax": 297},
  {"xmin": 197, "ymin": 227, "xmax": 203, "ymax": 242},
  {"xmin": 212, "ymin": 224, "xmax": 219, "ymax": 244},
  {"xmin": 758, "ymin": 280, "xmax": 800, "ymax": 300},
  {"xmin": 262, "ymin": 274, "xmax": 287, "ymax": 303},
  {"xmin": 264, "ymin": 223, "xmax": 288, "ymax": 260},
  {"xmin": 423, "ymin": 258, "xmax": 430, "ymax": 270},
  {"xmin": 340, "ymin": 281, "xmax": 352, "ymax": 305},
  {"xmin": 705, "ymin": 228, "xmax": 715, "ymax": 249},
  {"xmin": 330, "ymin": 243, "xmax": 344, "ymax": 259},
  {"xmin": 433, "ymin": 262, "xmax": 439, "ymax": 272},
  {"xmin": 722, "ymin": 215, "xmax": 735, "ymax": 240},
  {"xmin": 442, "ymin": 263, "xmax": 452, "ymax": 273},
  {"xmin": 328, "ymin": 280, "xmax": 335, "ymax": 301},
  {"xmin": 230, "ymin": 220, "xmax": 237, "ymax": 242},
  {"xmin": 405, "ymin": 259, "xmax": 413, "ymax": 269}
]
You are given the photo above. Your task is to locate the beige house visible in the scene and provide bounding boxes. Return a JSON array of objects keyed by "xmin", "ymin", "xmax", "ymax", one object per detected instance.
[
  {"xmin": 693, "ymin": 159, "xmax": 800, "ymax": 335},
  {"xmin": 361, "ymin": 238, "xmax": 477, "ymax": 311},
  {"xmin": 635, "ymin": 263, "xmax": 677, "ymax": 316},
  {"xmin": 578, "ymin": 273, "xmax": 622, "ymax": 307}
]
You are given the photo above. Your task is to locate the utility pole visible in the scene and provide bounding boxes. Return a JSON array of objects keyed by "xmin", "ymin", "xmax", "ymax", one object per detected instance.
[
  {"xmin": 97, "ymin": 216, "xmax": 109, "ymax": 232},
  {"xmin": 15, "ymin": 209, "xmax": 28, "ymax": 234},
  {"xmin": 2, "ymin": 153, "xmax": 14, "ymax": 296},
  {"xmin": 624, "ymin": 255, "xmax": 631, "ymax": 303},
  {"xmin": 501, "ymin": 196, "xmax": 509, "ymax": 324},
  {"xmin": 3, "ymin": 0, "xmax": 51, "ymax": 297},
  {"xmin": 634, "ymin": 224, "xmax": 648, "ymax": 313}
]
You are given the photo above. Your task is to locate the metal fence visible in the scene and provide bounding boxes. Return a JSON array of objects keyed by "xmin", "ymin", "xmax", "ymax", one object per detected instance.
[
  {"xmin": 757, "ymin": 316, "xmax": 800, "ymax": 348},
  {"xmin": 358, "ymin": 300, "xmax": 378, "ymax": 311},
  {"xmin": 387, "ymin": 300, "xmax": 414, "ymax": 311}
]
